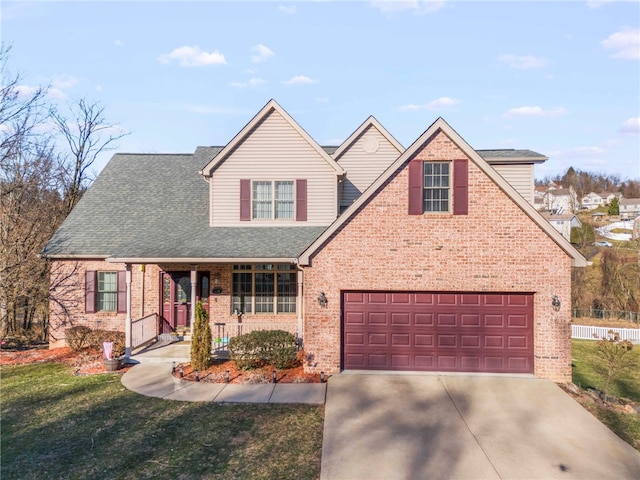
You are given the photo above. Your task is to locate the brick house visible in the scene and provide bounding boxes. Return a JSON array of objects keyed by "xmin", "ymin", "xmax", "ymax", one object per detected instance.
[{"xmin": 42, "ymin": 99, "xmax": 586, "ymax": 382}]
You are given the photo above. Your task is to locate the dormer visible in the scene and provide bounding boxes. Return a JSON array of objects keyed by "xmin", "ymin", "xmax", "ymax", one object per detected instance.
[{"xmin": 200, "ymin": 100, "xmax": 344, "ymax": 227}]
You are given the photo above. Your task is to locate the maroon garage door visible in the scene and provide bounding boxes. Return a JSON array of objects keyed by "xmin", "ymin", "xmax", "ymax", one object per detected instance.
[{"xmin": 342, "ymin": 292, "xmax": 533, "ymax": 374}]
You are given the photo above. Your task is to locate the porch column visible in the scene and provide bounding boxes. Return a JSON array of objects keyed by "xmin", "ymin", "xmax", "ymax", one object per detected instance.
[
  {"xmin": 190, "ymin": 266, "xmax": 197, "ymax": 327},
  {"xmin": 296, "ymin": 268, "xmax": 304, "ymax": 340},
  {"xmin": 125, "ymin": 263, "xmax": 132, "ymax": 358}
]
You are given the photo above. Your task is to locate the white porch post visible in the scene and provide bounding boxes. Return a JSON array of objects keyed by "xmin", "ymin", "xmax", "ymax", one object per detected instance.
[
  {"xmin": 296, "ymin": 268, "xmax": 304, "ymax": 341},
  {"xmin": 190, "ymin": 266, "xmax": 197, "ymax": 327},
  {"xmin": 125, "ymin": 263, "xmax": 132, "ymax": 358}
]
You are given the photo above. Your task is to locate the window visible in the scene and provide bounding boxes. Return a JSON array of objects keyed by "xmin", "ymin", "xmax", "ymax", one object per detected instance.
[
  {"xmin": 252, "ymin": 180, "xmax": 294, "ymax": 220},
  {"xmin": 232, "ymin": 264, "xmax": 297, "ymax": 314},
  {"xmin": 97, "ymin": 272, "xmax": 117, "ymax": 311},
  {"xmin": 423, "ymin": 162, "xmax": 450, "ymax": 212}
]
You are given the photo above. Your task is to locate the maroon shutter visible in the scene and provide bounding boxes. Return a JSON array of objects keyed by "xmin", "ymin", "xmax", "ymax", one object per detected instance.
[
  {"xmin": 240, "ymin": 179, "xmax": 251, "ymax": 221},
  {"xmin": 117, "ymin": 271, "xmax": 127, "ymax": 313},
  {"xmin": 85, "ymin": 271, "xmax": 96, "ymax": 313},
  {"xmin": 408, "ymin": 160, "xmax": 423, "ymax": 215},
  {"xmin": 296, "ymin": 179, "xmax": 307, "ymax": 221},
  {"xmin": 453, "ymin": 159, "xmax": 468, "ymax": 215}
]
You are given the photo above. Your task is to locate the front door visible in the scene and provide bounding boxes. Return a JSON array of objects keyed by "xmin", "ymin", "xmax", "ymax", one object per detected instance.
[{"xmin": 161, "ymin": 272, "xmax": 192, "ymax": 330}]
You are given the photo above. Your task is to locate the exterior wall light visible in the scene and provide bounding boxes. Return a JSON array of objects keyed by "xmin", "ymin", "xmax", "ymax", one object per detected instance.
[
  {"xmin": 552, "ymin": 295, "xmax": 561, "ymax": 312},
  {"xmin": 318, "ymin": 292, "xmax": 328, "ymax": 308}
]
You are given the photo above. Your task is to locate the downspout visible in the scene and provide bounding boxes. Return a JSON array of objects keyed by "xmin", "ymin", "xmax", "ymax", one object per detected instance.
[
  {"xmin": 295, "ymin": 263, "xmax": 304, "ymax": 345},
  {"xmin": 125, "ymin": 263, "xmax": 132, "ymax": 358}
]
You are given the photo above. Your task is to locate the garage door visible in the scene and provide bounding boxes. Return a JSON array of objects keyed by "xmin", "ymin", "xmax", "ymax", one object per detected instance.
[{"xmin": 342, "ymin": 292, "xmax": 533, "ymax": 374}]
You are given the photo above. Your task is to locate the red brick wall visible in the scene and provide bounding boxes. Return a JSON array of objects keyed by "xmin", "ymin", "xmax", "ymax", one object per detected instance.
[{"xmin": 301, "ymin": 131, "xmax": 573, "ymax": 382}]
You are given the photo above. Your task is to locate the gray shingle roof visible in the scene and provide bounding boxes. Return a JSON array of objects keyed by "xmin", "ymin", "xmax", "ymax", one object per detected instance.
[
  {"xmin": 42, "ymin": 152, "xmax": 327, "ymax": 260},
  {"xmin": 477, "ymin": 149, "xmax": 547, "ymax": 164}
]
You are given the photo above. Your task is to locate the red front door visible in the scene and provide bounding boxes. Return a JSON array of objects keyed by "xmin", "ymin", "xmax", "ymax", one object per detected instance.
[{"xmin": 161, "ymin": 272, "xmax": 192, "ymax": 330}]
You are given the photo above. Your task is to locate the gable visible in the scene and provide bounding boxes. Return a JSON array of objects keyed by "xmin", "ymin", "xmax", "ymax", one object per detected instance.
[
  {"xmin": 207, "ymin": 104, "xmax": 343, "ymax": 227},
  {"xmin": 334, "ymin": 120, "xmax": 404, "ymax": 209},
  {"xmin": 299, "ymin": 118, "xmax": 587, "ymax": 267}
]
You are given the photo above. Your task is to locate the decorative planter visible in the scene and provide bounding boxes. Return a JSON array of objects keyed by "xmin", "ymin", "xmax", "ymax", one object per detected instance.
[{"xmin": 104, "ymin": 358, "xmax": 122, "ymax": 372}]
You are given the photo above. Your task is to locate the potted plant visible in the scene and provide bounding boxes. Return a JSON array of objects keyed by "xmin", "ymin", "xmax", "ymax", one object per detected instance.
[{"xmin": 103, "ymin": 341, "xmax": 121, "ymax": 371}]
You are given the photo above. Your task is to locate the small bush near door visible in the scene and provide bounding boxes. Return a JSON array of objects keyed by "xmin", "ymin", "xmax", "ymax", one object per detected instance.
[
  {"xmin": 65, "ymin": 326, "xmax": 125, "ymax": 357},
  {"xmin": 229, "ymin": 330, "xmax": 298, "ymax": 370},
  {"xmin": 190, "ymin": 301, "xmax": 212, "ymax": 371}
]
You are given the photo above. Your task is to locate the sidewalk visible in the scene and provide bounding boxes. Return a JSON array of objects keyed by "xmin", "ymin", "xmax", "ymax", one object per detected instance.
[{"xmin": 121, "ymin": 344, "xmax": 326, "ymax": 405}]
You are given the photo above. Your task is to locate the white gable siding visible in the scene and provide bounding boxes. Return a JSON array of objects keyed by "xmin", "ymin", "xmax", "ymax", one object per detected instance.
[
  {"xmin": 491, "ymin": 164, "xmax": 534, "ymax": 204},
  {"xmin": 336, "ymin": 125, "xmax": 402, "ymax": 209},
  {"xmin": 210, "ymin": 109, "xmax": 337, "ymax": 226}
]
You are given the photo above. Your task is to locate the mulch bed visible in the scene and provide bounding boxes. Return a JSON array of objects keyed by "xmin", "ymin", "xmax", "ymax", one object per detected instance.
[{"xmin": 0, "ymin": 346, "xmax": 319, "ymax": 383}]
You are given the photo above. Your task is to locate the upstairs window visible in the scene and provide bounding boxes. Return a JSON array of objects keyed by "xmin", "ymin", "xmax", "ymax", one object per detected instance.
[
  {"xmin": 252, "ymin": 180, "xmax": 294, "ymax": 220},
  {"xmin": 423, "ymin": 162, "xmax": 450, "ymax": 212},
  {"xmin": 241, "ymin": 179, "xmax": 307, "ymax": 222}
]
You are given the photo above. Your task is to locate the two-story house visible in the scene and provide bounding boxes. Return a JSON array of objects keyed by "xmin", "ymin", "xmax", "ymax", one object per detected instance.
[
  {"xmin": 42, "ymin": 99, "xmax": 586, "ymax": 381},
  {"xmin": 620, "ymin": 198, "xmax": 640, "ymax": 219}
]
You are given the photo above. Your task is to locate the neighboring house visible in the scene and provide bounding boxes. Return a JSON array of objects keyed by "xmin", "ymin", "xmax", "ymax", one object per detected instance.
[
  {"xmin": 633, "ymin": 216, "xmax": 640, "ymax": 240},
  {"xmin": 541, "ymin": 212, "xmax": 582, "ymax": 242},
  {"xmin": 620, "ymin": 198, "xmax": 640, "ymax": 219},
  {"xmin": 581, "ymin": 192, "xmax": 605, "ymax": 210},
  {"xmin": 543, "ymin": 187, "xmax": 578, "ymax": 214},
  {"xmin": 42, "ymin": 99, "xmax": 587, "ymax": 382}
]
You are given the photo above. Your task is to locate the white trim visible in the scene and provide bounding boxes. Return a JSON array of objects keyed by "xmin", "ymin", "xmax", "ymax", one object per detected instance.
[{"xmin": 332, "ymin": 116, "xmax": 404, "ymax": 160}]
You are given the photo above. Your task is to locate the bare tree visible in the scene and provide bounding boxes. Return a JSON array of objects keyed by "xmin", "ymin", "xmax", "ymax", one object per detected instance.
[{"xmin": 52, "ymin": 98, "xmax": 128, "ymax": 214}]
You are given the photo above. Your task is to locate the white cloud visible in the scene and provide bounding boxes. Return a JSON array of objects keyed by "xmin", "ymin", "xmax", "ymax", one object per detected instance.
[
  {"xmin": 230, "ymin": 78, "xmax": 267, "ymax": 88},
  {"xmin": 619, "ymin": 117, "xmax": 640, "ymax": 134},
  {"xmin": 115, "ymin": 39, "xmax": 124, "ymax": 47},
  {"xmin": 15, "ymin": 84, "xmax": 66, "ymax": 100},
  {"xmin": 52, "ymin": 74, "xmax": 79, "ymax": 89},
  {"xmin": 503, "ymin": 106, "xmax": 568, "ymax": 118},
  {"xmin": 586, "ymin": 0, "xmax": 616, "ymax": 9},
  {"xmin": 283, "ymin": 75, "xmax": 316, "ymax": 85},
  {"xmin": 158, "ymin": 46, "xmax": 227, "ymax": 67},
  {"xmin": 601, "ymin": 27, "xmax": 640, "ymax": 60},
  {"xmin": 498, "ymin": 54, "xmax": 549, "ymax": 69},
  {"xmin": 371, "ymin": 0, "xmax": 446, "ymax": 15},
  {"xmin": 549, "ymin": 145, "xmax": 607, "ymax": 160},
  {"xmin": 397, "ymin": 96, "xmax": 460, "ymax": 111},
  {"xmin": 278, "ymin": 5, "xmax": 296, "ymax": 14},
  {"xmin": 251, "ymin": 44, "xmax": 274, "ymax": 63}
]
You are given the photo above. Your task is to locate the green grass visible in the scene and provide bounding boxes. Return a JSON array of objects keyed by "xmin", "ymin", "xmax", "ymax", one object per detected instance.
[
  {"xmin": 571, "ymin": 339, "xmax": 640, "ymax": 451},
  {"xmin": 1, "ymin": 363, "xmax": 324, "ymax": 480},
  {"xmin": 572, "ymin": 339, "xmax": 640, "ymax": 402}
]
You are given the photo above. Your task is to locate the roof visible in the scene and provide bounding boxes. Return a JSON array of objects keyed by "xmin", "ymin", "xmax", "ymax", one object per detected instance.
[
  {"xmin": 299, "ymin": 117, "xmax": 587, "ymax": 267},
  {"xmin": 476, "ymin": 149, "xmax": 548, "ymax": 164},
  {"xmin": 199, "ymin": 99, "xmax": 345, "ymax": 177},
  {"xmin": 621, "ymin": 198, "xmax": 640, "ymax": 205},
  {"xmin": 41, "ymin": 152, "xmax": 327, "ymax": 261}
]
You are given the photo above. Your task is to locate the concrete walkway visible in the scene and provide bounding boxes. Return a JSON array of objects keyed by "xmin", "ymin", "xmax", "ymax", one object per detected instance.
[
  {"xmin": 321, "ymin": 374, "xmax": 640, "ymax": 480},
  {"xmin": 121, "ymin": 344, "xmax": 326, "ymax": 405}
]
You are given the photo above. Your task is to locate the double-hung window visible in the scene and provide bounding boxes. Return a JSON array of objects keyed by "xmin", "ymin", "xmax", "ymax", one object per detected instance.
[
  {"xmin": 423, "ymin": 162, "xmax": 450, "ymax": 212},
  {"xmin": 232, "ymin": 264, "xmax": 297, "ymax": 314},
  {"xmin": 97, "ymin": 272, "xmax": 118, "ymax": 311},
  {"xmin": 252, "ymin": 180, "xmax": 294, "ymax": 220},
  {"xmin": 86, "ymin": 270, "xmax": 125, "ymax": 313}
]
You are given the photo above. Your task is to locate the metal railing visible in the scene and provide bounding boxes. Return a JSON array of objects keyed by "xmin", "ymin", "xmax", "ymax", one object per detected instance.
[
  {"xmin": 572, "ymin": 308, "xmax": 639, "ymax": 324},
  {"xmin": 212, "ymin": 321, "xmax": 297, "ymax": 352},
  {"xmin": 571, "ymin": 325, "xmax": 640, "ymax": 342},
  {"xmin": 131, "ymin": 313, "xmax": 159, "ymax": 350}
]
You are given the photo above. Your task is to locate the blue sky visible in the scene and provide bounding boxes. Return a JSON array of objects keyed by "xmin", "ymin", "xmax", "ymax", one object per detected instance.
[{"xmin": 3, "ymin": 0, "xmax": 639, "ymax": 180}]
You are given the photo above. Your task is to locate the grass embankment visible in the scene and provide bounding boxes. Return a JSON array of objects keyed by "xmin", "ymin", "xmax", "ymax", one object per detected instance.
[
  {"xmin": 0, "ymin": 363, "xmax": 323, "ymax": 480},
  {"xmin": 571, "ymin": 339, "xmax": 640, "ymax": 451}
]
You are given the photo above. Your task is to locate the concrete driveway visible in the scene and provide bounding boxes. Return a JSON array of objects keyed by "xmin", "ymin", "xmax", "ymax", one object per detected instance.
[{"xmin": 321, "ymin": 374, "xmax": 640, "ymax": 480}]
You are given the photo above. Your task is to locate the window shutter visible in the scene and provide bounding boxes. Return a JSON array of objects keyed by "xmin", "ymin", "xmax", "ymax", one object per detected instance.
[
  {"xmin": 240, "ymin": 179, "xmax": 251, "ymax": 221},
  {"xmin": 296, "ymin": 179, "xmax": 307, "ymax": 221},
  {"xmin": 117, "ymin": 271, "xmax": 127, "ymax": 313},
  {"xmin": 408, "ymin": 160, "xmax": 423, "ymax": 215},
  {"xmin": 85, "ymin": 271, "xmax": 96, "ymax": 313},
  {"xmin": 453, "ymin": 159, "xmax": 468, "ymax": 215}
]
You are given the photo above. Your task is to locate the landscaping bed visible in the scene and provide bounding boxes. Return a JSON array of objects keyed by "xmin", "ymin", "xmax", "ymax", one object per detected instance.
[{"xmin": 174, "ymin": 359, "xmax": 321, "ymax": 384}]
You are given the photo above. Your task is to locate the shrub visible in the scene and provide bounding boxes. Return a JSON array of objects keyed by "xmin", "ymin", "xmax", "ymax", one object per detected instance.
[
  {"xmin": 593, "ymin": 330, "xmax": 638, "ymax": 403},
  {"xmin": 190, "ymin": 301, "xmax": 212, "ymax": 371},
  {"xmin": 65, "ymin": 326, "xmax": 92, "ymax": 352},
  {"xmin": 87, "ymin": 329, "xmax": 126, "ymax": 358},
  {"xmin": 229, "ymin": 330, "xmax": 298, "ymax": 370}
]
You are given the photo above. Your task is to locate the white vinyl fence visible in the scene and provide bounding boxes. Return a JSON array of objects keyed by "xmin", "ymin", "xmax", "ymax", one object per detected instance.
[{"xmin": 571, "ymin": 325, "xmax": 640, "ymax": 342}]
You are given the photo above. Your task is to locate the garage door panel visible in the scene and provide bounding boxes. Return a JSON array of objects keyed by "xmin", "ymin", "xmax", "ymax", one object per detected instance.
[{"xmin": 343, "ymin": 291, "xmax": 533, "ymax": 374}]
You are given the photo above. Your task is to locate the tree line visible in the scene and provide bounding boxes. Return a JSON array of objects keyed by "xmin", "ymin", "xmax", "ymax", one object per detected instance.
[
  {"xmin": 0, "ymin": 46, "xmax": 127, "ymax": 343},
  {"xmin": 536, "ymin": 166, "xmax": 640, "ymax": 200}
]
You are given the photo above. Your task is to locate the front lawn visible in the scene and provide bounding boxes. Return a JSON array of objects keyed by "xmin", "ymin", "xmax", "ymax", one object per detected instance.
[
  {"xmin": 570, "ymin": 339, "xmax": 640, "ymax": 451},
  {"xmin": 0, "ymin": 363, "xmax": 324, "ymax": 480}
]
